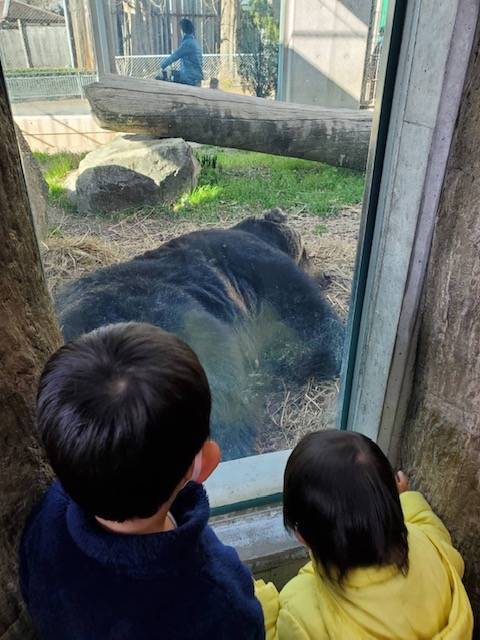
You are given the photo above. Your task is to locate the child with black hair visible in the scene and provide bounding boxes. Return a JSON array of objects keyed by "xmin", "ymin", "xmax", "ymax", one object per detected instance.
[
  {"xmin": 258, "ymin": 430, "xmax": 473, "ymax": 639},
  {"xmin": 20, "ymin": 323, "xmax": 266, "ymax": 640}
]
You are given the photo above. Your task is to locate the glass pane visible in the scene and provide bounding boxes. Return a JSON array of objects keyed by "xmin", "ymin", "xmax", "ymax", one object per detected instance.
[{"xmin": 3, "ymin": 0, "xmax": 388, "ymax": 475}]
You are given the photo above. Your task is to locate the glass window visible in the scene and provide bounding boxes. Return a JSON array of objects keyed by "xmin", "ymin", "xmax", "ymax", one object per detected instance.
[{"xmin": 2, "ymin": 0, "xmax": 395, "ymax": 511}]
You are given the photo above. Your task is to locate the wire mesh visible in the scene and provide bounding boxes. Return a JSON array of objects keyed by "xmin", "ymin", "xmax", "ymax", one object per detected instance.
[
  {"xmin": 115, "ymin": 53, "xmax": 253, "ymax": 81},
  {"xmin": 6, "ymin": 71, "xmax": 97, "ymax": 101}
]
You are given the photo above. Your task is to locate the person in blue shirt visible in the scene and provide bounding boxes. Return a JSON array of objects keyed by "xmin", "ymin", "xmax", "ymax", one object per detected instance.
[
  {"xmin": 160, "ymin": 18, "xmax": 203, "ymax": 86},
  {"xmin": 19, "ymin": 322, "xmax": 265, "ymax": 639}
]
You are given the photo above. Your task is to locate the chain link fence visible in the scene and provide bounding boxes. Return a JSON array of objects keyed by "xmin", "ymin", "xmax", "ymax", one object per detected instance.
[
  {"xmin": 5, "ymin": 54, "xmax": 254, "ymax": 102},
  {"xmin": 6, "ymin": 71, "xmax": 97, "ymax": 101},
  {"xmin": 115, "ymin": 53, "xmax": 253, "ymax": 82}
]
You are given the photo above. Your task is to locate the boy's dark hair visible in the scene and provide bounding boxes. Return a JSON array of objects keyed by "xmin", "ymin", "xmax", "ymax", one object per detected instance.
[
  {"xmin": 284, "ymin": 430, "xmax": 409, "ymax": 582},
  {"xmin": 37, "ymin": 323, "xmax": 211, "ymax": 521},
  {"xmin": 180, "ymin": 18, "xmax": 194, "ymax": 34}
]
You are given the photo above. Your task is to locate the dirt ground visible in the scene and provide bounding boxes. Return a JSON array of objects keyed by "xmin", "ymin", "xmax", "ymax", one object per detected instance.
[{"xmin": 41, "ymin": 204, "xmax": 361, "ymax": 453}]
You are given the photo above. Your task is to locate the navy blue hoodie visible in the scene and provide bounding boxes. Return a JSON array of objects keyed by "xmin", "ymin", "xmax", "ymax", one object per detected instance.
[{"xmin": 20, "ymin": 481, "xmax": 265, "ymax": 639}]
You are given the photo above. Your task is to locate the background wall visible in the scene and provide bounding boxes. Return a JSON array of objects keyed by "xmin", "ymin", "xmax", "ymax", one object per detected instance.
[
  {"xmin": 278, "ymin": 0, "xmax": 371, "ymax": 107},
  {"xmin": 0, "ymin": 25, "xmax": 70, "ymax": 68}
]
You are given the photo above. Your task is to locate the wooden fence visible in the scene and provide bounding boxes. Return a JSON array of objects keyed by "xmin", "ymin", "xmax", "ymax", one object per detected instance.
[
  {"xmin": 0, "ymin": 23, "xmax": 70, "ymax": 69},
  {"xmin": 109, "ymin": 0, "xmax": 221, "ymax": 57}
]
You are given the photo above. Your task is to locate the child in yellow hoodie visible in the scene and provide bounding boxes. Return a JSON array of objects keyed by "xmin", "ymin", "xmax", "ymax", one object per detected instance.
[{"xmin": 256, "ymin": 430, "xmax": 473, "ymax": 639}]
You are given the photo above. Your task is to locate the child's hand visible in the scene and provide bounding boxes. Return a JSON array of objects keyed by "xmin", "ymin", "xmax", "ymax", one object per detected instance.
[{"xmin": 395, "ymin": 470, "xmax": 409, "ymax": 494}]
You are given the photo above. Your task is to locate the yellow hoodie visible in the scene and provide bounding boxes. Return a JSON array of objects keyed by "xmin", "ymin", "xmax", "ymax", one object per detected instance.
[{"xmin": 255, "ymin": 492, "xmax": 473, "ymax": 639}]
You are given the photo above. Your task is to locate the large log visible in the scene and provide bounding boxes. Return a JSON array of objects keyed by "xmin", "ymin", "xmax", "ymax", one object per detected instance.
[
  {"xmin": 0, "ymin": 60, "xmax": 62, "ymax": 637},
  {"xmin": 86, "ymin": 75, "xmax": 372, "ymax": 171}
]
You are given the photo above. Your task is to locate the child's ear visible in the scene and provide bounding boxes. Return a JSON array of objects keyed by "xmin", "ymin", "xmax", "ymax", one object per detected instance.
[{"xmin": 193, "ymin": 440, "xmax": 221, "ymax": 484}]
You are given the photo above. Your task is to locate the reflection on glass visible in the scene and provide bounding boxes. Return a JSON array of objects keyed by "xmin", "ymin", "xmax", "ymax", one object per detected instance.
[{"xmin": 2, "ymin": 0, "xmax": 387, "ymax": 462}]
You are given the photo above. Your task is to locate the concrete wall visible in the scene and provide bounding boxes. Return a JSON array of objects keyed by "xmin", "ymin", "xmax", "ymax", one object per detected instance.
[
  {"xmin": 15, "ymin": 114, "xmax": 116, "ymax": 153},
  {"xmin": 402, "ymin": 19, "xmax": 480, "ymax": 624},
  {"xmin": 278, "ymin": 0, "xmax": 370, "ymax": 108},
  {"xmin": 0, "ymin": 25, "xmax": 70, "ymax": 69}
]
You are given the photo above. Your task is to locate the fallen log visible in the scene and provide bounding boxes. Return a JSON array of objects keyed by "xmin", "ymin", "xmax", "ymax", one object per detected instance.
[{"xmin": 86, "ymin": 75, "xmax": 372, "ymax": 171}]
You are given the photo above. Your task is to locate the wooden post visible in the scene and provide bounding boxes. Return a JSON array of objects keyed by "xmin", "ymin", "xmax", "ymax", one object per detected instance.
[
  {"xmin": 86, "ymin": 75, "xmax": 372, "ymax": 170},
  {"xmin": 219, "ymin": 0, "xmax": 239, "ymax": 80},
  {"xmin": 87, "ymin": 0, "xmax": 117, "ymax": 76},
  {"xmin": 0, "ymin": 60, "xmax": 62, "ymax": 637},
  {"xmin": 68, "ymin": 0, "xmax": 96, "ymax": 72},
  {"xmin": 63, "ymin": 0, "xmax": 78, "ymax": 68},
  {"xmin": 17, "ymin": 19, "xmax": 32, "ymax": 69},
  {"xmin": 402, "ymin": 22, "xmax": 480, "ymax": 625}
]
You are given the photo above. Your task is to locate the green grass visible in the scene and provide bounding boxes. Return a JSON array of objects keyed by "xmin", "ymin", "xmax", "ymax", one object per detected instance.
[
  {"xmin": 176, "ymin": 149, "xmax": 365, "ymax": 221},
  {"xmin": 34, "ymin": 151, "xmax": 84, "ymax": 210},
  {"xmin": 34, "ymin": 148, "xmax": 364, "ymax": 222}
]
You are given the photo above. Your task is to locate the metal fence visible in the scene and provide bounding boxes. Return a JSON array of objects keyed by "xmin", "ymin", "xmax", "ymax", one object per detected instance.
[
  {"xmin": 4, "ymin": 53, "xmax": 254, "ymax": 102},
  {"xmin": 6, "ymin": 72, "xmax": 97, "ymax": 102},
  {"xmin": 115, "ymin": 53, "xmax": 252, "ymax": 81}
]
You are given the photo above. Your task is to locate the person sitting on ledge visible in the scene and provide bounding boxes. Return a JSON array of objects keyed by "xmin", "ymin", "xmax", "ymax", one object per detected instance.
[{"xmin": 158, "ymin": 18, "xmax": 203, "ymax": 87}]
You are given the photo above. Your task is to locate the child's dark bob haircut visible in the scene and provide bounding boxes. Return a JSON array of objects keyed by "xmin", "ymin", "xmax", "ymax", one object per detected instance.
[
  {"xmin": 284, "ymin": 430, "xmax": 409, "ymax": 582},
  {"xmin": 180, "ymin": 18, "xmax": 194, "ymax": 34},
  {"xmin": 37, "ymin": 322, "xmax": 211, "ymax": 522}
]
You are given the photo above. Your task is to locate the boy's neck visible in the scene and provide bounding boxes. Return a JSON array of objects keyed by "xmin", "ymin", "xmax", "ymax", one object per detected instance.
[{"xmin": 95, "ymin": 501, "xmax": 176, "ymax": 535}]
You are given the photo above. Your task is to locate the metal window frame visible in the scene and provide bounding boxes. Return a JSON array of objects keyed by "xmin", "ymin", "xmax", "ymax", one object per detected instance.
[{"xmin": 341, "ymin": 0, "xmax": 479, "ymax": 463}]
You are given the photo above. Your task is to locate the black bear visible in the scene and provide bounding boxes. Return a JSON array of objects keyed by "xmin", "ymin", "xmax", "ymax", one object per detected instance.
[{"xmin": 56, "ymin": 212, "xmax": 345, "ymax": 460}]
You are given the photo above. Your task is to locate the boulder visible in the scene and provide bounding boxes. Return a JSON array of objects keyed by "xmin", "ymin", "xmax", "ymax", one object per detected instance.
[{"xmin": 65, "ymin": 135, "xmax": 200, "ymax": 213}]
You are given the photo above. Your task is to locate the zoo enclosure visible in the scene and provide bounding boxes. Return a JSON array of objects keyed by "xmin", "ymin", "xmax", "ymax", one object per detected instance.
[
  {"xmin": 5, "ymin": 53, "xmax": 250, "ymax": 101},
  {"xmin": 2, "ymin": 0, "xmax": 387, "ymax": 105}
]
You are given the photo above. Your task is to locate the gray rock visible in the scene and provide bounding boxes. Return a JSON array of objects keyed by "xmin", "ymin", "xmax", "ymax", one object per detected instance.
[{"xmin": 66, "ymin": 135, "xmax": 200, "ymax": 213}]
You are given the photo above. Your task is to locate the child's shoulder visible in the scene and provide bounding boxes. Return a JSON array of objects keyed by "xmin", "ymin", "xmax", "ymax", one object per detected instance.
[
  {"xmin": 276, "ymin": 562, "xmax": 328, "ymax": 639},
  {"xmin": 279, "ymin": 561, "xmax": 316, "ymax": 607},
  {"xmin": 202, "ymin": 525, "xmax": 256, "ymax": 592},
  {"xmin": 23, "ymin": 481, "xmax": 68, "ymax": 535}
]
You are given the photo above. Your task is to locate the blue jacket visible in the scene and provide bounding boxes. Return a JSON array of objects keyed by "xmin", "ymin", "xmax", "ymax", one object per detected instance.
[
  {"xmin": 161, "ymin": 34, "xmax": 204, "ymax": 86},
  {"xmin": 20, "ymin": 481, "xmax": 265, "ymax": 640}
]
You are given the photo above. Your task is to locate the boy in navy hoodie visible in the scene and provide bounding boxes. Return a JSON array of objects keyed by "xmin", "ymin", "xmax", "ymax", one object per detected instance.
[{"xmin": 20, "ymin": 322, "xmax": 265, "ymax": 640}]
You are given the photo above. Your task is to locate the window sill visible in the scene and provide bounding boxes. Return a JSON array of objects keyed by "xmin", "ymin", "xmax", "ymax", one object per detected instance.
[
  {"xmin": 205, "ymin": 449, "xmax": 290, "ymax": 514},
  {"xmin": 211, "ymin": 502, "xmax": 307, "ymax": 588}
]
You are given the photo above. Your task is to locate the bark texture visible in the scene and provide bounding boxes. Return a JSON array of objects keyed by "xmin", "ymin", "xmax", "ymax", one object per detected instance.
[
  {"xmin": 15, "ymin": 125, "xmax": 49, "ymax": 240},
  {"xmin": 86, "ymin": 75, "xmax": 372, "ymax": 171},
  {"xmin": 0, "ymin": 64, "xmax": 62, "ymax": 638},
  {"xmin": 402, "ymin": 29, "xmax": 480, "ymax": 626}
]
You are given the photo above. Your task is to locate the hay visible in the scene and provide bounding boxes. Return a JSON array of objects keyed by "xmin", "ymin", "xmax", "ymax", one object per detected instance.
[
  {"xmin": 41, "ymin": 233, "xmax": 120, "ymax": 295},
  {"xmin": 43, "ymin": 205, "xmax": 360, "ymax": 450},
  {"xmin": 257, "ymin": 378, "xmax": 339, "ymax": 453}
]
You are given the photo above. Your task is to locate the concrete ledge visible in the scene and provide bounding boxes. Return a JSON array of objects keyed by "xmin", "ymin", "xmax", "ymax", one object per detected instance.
[{"xmin": 212, "ymin": 503, "xmax": 307, "ymax": 588}]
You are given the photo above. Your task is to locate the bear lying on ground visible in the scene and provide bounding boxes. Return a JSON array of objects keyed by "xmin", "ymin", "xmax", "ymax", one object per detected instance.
[{"xmin": 56, "ymin": 211, "xmax": 345, "ymax": 460}]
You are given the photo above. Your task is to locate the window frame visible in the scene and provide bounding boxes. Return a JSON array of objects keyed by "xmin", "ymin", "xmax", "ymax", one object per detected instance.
[{"xmin": 207, "ymin": 0, "xmax": 479, "ymax": 514}]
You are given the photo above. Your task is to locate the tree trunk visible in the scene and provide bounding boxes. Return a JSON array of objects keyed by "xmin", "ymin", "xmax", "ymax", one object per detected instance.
[
  {"xmin": 0, "ymin": 62, "xmax": 62, "ymax": 637},
  {"xmin": 402, "ymin": 24, "xmax": 480, "ymax": 626},
  {"xmin": 86, "ymin": 75, "xmax": 372, "ymax": 170},
  {"xmin": 219, "ymin": 0, "xmax": 239, "ymax": 79},
  {"xmin": 15, "ymin": 125, "xmax": 49, "ymax": 241}
]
